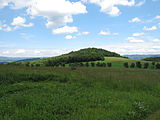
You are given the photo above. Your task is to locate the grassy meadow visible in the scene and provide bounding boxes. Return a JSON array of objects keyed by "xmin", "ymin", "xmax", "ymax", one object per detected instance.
[
  {"xmin": 95, "ymin": 57, "xmax": 153, "ymax": 68},
  {"xmin": 0, "ymin": 64, "xmax": 160, "ymax": 120}
]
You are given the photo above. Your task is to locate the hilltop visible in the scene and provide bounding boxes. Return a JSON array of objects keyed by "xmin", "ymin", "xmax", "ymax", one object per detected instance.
[{"xmin": 31, "ymin": 48, "xmax": 121, "ymax": 65}]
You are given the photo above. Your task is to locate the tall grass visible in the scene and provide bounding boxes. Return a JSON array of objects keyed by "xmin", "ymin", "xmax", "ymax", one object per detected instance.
[{"xmin": 0, "ymin": 64, "xmax": 160, "ymax": 120}]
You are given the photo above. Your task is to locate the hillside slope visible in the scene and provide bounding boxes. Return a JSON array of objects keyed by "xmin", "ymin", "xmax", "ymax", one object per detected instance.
[{"xmin": 31, "ymin": 48, "xmax": 121, "ymax": 65}]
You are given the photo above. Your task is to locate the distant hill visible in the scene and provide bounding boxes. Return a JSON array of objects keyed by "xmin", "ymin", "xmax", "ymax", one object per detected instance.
[
  {"xmin": 32, "ymin": 48, "xmax": 121, "ymax": 65},
  {"xmin": 143, "ymin": 57, "xmax": 160, "ymax": 62},
  {"xmin": 124, "ymin": 55, "xmax": 160, "ymax": 60},
  {"xmin": 15, "ymin": 58, "xmax": 41, "ymax": 62},
  {"xmin": 0, "ymin": 57, "xmax": 41, "ymax": 63}
]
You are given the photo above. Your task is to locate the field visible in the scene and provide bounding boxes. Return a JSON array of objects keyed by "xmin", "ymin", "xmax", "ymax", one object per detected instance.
[
  {"xmin": 87, "ymin": 57, "xmax": 153, "ymax": 68},
  {"xmin": 0, "ymin": 64, "xmax": 160, "ymax": 120}
]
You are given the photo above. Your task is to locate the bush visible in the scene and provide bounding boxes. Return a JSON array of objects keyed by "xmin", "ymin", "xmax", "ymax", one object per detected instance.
[
  {"xmin": 130, "ymin": 63, "xmax": 135, "ymax": 68},
  {"xmin": 62, "ymin": 63, "xmax": 65, "ymax": 67},
  {"xmin": 155, "ymin": 63, "xmax": 160, "ymax": 69},
  {"xmin": 152, "ymin": 62, "xmax": 155, "ymax": 66},
  {"xmin": 107, "ymin": 63, "xmax": 112, "ymax": 67},
  {"xmin": 127, "ymin": 101, "xmax": 150, "ymax": 120},
  {"xmin": 85, "ymin": 62, "xmax": 89, "ymax": 67},
  {"xmin": 143, "ymin": 63, "xmax": 149, "ymax": 69},
  {"xmin": 80, "ymin": 63, "xmax": 84, "ymax": 67},
  {"xmin": 91, "ymin": 62, "xmax": 95, "ymax": 67},
  {"xmin": 96, "ymin": 62, "xmax": 101, "ymax": 67},
  {"xmin": 35, "ymin": 64, "xmax": 41, "ymax": 67},
  {"xmin": 136, "ymin": 62, "xmax": 142, "ymax": 68},
  {"xmin": 25, "ymin": 62, "xmax": 30, "ymax": 67},
  {"xmin": 124, "ymin": 62, "xmax": 129, "ymax": 68},
  {"xmin": 102, "ymin": 63, "xmax": 106, "ymax": 67}
]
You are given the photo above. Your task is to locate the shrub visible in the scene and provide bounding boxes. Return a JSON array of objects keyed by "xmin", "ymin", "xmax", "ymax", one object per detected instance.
[
  {"xmin": 25, "ymin": 62, "xmax": 30, "ymax": 67},
  {"xmin": 102, "ymin": 63, "xmax": 106, "ymax": 67},
  {"xmin": 107, "ymin": 63, "xmax": 112, "ymax": 67},
  {"xmin": 155, "ymin": 63, "xmax": 160, "ymax": 69},
  {"xmin": 136, "ymin": 62, "xmax": 142, "ymax": 68},
  {"xmin": 143, "ymin": 63, "xmax": 149, "ymax": 69},
  {"xmin": 85, "ymin": 62, "xmax": 89, "ymax": 67},
  {"xmin": 80, "ymin": 63, "xmax": 84, "ymax": 67},
  {"xmin": 96, "ymin": 62, "xmax": 101, "ymax": 67},
  {"xmin": 127, "ymin": 101, "xmax": 150, "ymax": 120},
  {"xmin": 62, "ymin": 63, "xmax": 65, "ymax": 67},
  {"xmin": 30, "ymin": 64, "xmax": 34, "ymax": 67},
  {"xmin": 152, "ymin": 62, "xmax": 155, "ymax": 66},
  {"xmin": 130, "ymin": 63, "xmax": 135, "ymax": 68},
  {"xmin": 35, "ymin": 63, "xmax": 41, "ymax": 67},
  {"xmin": 91, "ymin": 62, "xmax": 95, "ymax": 67},
  {"xmin": 124, "ymin": 62, "xmax": 129, "ymax": 68}
]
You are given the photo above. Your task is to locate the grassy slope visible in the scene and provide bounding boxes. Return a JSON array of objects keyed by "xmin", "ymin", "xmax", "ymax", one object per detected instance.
[
  {"xmin": 0, "ymin": 65, "xmax": 160, "ymax": 120},
  {"xmin": 87, "ymin": 57, "xmax": 153, "ymax": 68}
]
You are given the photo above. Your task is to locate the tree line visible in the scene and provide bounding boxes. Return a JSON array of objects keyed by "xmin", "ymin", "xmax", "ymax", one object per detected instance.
[{"xmin": 123, "ymin": 62, "xmax": 160, "ymax": 69}]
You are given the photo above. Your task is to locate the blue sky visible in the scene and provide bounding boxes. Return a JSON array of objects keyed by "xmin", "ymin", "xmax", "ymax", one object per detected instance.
[{"xmin": 0, "ymin": 0, "xmax": 160, "ymax": 57}]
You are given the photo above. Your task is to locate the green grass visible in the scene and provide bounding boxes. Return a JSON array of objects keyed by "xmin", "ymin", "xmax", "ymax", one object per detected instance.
[
  {"xmin": 0, "ymin": 65, "xmax": 160, "ymax": 120},
  {"xmin": 85, "ymin": 57, "xmax": 153, "ymax": 68}
]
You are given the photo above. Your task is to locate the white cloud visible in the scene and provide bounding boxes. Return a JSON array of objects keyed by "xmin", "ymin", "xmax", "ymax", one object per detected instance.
[
  {"xmin": 77, "ymin": 31, "xmax": 90, "ymax": 36},
  {"xmin": 143, "ymin": 26, "xmax": 157, "ymax": 31},
  {"xmin": 0, "ymin": 48, "xmax": 70, "ymax": 57},
  {"xmin": 65, "ymin": 35, "xmax": 76, "ymax": 39},
  {"xmin": 126, "ymin": 37, "xmax": 144, "ymax": 43},
  {"xmin": 99, "ymin": 30, "xmax": 111, "ymax": 35},
  {"xmin": 132, "ymin": 32, "xmax": 144, "ymax": 36},
  {"xmin": 0, "ymin": 0, "xmax": 32, "ymax": 9},
  {"xmin": 136, "ymin": 0, "xmax": 145, "ymax": 7},
  {"xmin": 0, "ymin": 24, "xmax": 17, "ymax": 32},
  {"xmin": 98, "ymin": 30, "xmax": 119, "ymax": 36},
  {"xmin": 113, "ymin": 33, "xmax": 119, "ymax": 36},
  {"xmin": 83, "ymin": 0, "xmax": 135, "ymax": 16},
  {"xmin": 155, "ymin": 15, "xmax": 160, "ymax": 19},
  {"xmin": 81, "ymin": 32, "xmax": 90, "ymax": 35},
  {"xmin": 153, "ymin": 39, "xmax": 160, "ymax": 42},
  {"xmin": 129, "ymin": 17, "xmax": 142, "ymax": 23},
  {"xmin": 11, "ymin": 16, "xmax": 34, "ymax": 27},
  {"xmin": 11, "ymin": 16, "xmax": 25, "ymax": 26},
  {"xmin": 53, "ymin": 26, "xmax": 78, "ymax": 34},
  {"xmin": 15, "ymin": 49, "xmax": 26, "ymax": 54},
  {"xmin": 0, "ymin": 16, "xmax": 33, "ymax": 32},
  {"xmin": 27, "ymin": 0, "xmax": 87, "ymax": 29},
  {"xmin": 0, "ymin": 0, "xmax": 87, "ymax": 32},
  {"xmin": 98, "ymin": 42, "xmax": 160, "ymax": 55}
]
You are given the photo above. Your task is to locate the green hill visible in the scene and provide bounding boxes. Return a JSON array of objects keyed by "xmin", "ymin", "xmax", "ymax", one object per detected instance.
[
  {"xmin": 143, "ymin": 57, "xmax": 160, "ymax": 62},
  {"xmin": 31, "ymin": 48, "xmax": 121, "ymax": 66}
]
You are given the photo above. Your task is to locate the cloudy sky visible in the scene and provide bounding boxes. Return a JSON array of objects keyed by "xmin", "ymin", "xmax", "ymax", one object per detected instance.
[{"xmin": 0, "ymin": 0, "xmax": 160, "ymax": 57}]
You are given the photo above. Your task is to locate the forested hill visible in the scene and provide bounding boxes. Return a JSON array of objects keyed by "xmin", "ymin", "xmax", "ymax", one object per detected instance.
[
  {"xmin": 32, "ymin": 48, "xmax": 121, "ymax": 65},
  {"xmin": 65, "ymin": 48, "xmax": 121, "ymax": 58},
  {"xmin": 143, "ymin": 57, "xmax": 160, "ymax": 62}
]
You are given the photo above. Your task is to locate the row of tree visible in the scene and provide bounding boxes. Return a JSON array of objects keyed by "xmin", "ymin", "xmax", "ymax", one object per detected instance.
[
  {"xmin": 23, "ymin": 62, "xmax": 113, "ymax": 68},
  {"xmin": 69, "ymin": 62, "xmax": 112, "ymax": 67},
  {"xmin": 123, "ymin": 62, "xmax": 160, "ymax": 69}
]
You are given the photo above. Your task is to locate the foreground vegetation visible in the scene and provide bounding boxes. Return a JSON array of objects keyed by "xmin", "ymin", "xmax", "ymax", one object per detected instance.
[{"xmin": 0, "ymin": 64, "xmax": 160, "ymax": 120}]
